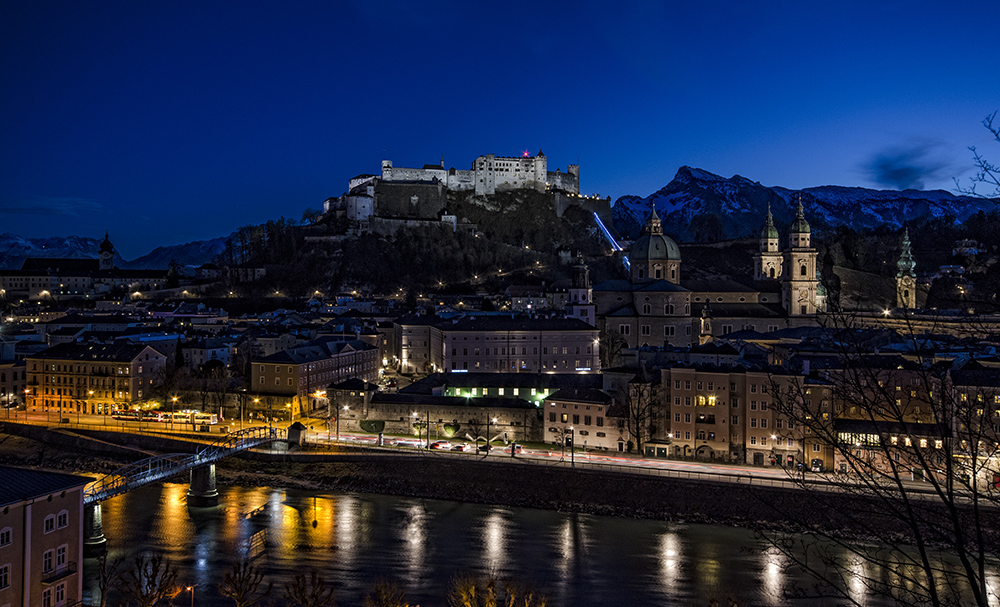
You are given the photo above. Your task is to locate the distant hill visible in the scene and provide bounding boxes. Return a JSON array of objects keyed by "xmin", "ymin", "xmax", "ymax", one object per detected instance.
[
  {"xmin": 612, "ymin": 166, "xmax": 999, "ymax": 240},
  {"xmin": 0, "ymin": 233, "xmax": 226, "ymax": 270}
]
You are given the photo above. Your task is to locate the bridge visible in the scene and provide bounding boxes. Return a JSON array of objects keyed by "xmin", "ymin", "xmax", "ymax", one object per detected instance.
[{"xmin": 83, "ymin": 426, "xmax": 286, "ymax": 555}]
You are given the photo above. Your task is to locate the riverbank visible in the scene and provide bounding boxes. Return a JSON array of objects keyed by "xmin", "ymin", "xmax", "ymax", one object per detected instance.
[{"xmin": 0, "ymin": 422, "xmax": 949, "ymax": 548}]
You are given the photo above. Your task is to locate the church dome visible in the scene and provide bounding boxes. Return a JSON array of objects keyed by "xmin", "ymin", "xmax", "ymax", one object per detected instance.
[
  {"xmin": 631, "ymin": 232, "xmax": 681, "ymax": 262},
  {"xmin": 760, "ymin": 208, "xmax": 779, "ymax": 240},
  {"xmin": 631, "ymin": 207, "xmax": 682, "ymax": 262}
]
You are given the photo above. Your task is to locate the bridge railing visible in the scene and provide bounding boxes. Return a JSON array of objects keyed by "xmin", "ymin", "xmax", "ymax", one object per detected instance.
[{"xmin": 84, "ymin": 426, "xmax": 287, "ymax": 504}]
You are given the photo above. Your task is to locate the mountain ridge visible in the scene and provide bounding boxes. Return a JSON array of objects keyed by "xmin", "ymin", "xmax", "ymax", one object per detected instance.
[{"xmin": 612, "ymin": 166, "xmax": 998, "ymax": 240}]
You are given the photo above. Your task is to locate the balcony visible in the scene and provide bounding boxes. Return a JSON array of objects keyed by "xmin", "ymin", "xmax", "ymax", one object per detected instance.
[{"xmin": 41, "ymin": 561, "xmax": 77, "ymax": 584}]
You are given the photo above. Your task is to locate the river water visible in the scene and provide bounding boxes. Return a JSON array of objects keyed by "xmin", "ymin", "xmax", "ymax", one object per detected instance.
[{"xmin": 83, "ymin": 483, "xmax": 987, "ymax": 607}]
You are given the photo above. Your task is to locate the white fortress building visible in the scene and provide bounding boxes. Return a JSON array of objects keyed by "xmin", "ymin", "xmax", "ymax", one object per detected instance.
[{"xmin": 380, "ymin": 150, "xmax": 579, "ymax": 196}]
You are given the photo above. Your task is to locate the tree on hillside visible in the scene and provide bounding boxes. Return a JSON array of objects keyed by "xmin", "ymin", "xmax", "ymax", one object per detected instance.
[
  {"xmin": 599, "ymin": 326, "xmax": 627, "ymax": 369},
  {"xmin": 284, "ymin": 571, "xmax": 337, "ymax": 607},
  {"xmin": 761, "ymin": 309, "xmax": 1000, "ymax": 607},
  {"xmin": 957, "ymin": 111, "xmax": 1000, "ymax": 199}
]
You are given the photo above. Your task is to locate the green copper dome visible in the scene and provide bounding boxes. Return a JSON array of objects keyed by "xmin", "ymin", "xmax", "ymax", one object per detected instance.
[
  {"xmin": 632, "ymin": 208, "xmax": 681, "ymax": 262},
  {"xmin": 760, "ymin": 208, "xmax": 779, "ymax": 240},
  {"xmin": 789, "ymin": 200, "xmax": 810, "ymax": 234}
]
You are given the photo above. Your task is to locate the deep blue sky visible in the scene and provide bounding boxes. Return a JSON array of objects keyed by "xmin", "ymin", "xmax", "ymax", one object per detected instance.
[{"xmin": 2, "ymin": 1, "xmax": 998, "ymax": 259}]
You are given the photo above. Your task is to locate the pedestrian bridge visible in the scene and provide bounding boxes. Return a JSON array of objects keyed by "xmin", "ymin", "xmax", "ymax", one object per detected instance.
[{"xmin": 83, "ymin": 426, "xmax": 285, "ymax": 505}]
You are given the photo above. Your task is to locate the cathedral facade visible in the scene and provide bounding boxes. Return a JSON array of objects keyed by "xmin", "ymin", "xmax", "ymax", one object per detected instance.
[{"xmin": 593, "ymin": 204, "xmax": 824, "ymax": 349}]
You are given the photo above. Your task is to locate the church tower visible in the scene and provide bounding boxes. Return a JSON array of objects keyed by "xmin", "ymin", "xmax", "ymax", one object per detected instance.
[
  {"xmin": 98, "ymin": 232, "xmax": 115, "ymax": 271},
  {"xmin": 781, "ymin": 199, "xmax": 819, "ymax": 315},
  {"xmin": 896, "ymin": 229, "xmax": 917, "ymax": 309},
  {"xmin": 567, "ymin": 254, "xmax": 596, "ymax": 326},
  {"xmin": 698, "ymin": 304, "xmax": 714, "ymax": 345},
  {"xmin": 754, "ymin": 205, "xmax": 782, "ymax": 280}
]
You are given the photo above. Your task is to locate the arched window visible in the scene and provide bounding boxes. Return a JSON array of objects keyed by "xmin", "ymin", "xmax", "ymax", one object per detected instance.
[
  {"xmin": 642, "ymin": 304, "xmax": 651, "ymax": 315},
  {"xmin": 670, "ymin": 268, "xmax": 676, "ymax": 280},
  {"xmin": 800, "ymin": 265, "xmax": 807, "ymax": 276},
  {"xmin": 637, "ymin": 269, "xmax": 645, "ymax": 279},
  {"xmin": 665, "ymin": 304, "xmax": 674, "ymax": 315},
  {"xmin": 769, "ymin": 267, "xmax": 776, "ymax": 278},
  {"xmin": 654, "ymin": 266, "xmax": 662, "ymax": 279}
]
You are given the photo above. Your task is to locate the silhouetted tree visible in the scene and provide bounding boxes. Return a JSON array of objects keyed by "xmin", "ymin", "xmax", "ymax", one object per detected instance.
[
  {"xmin": 114, "ymin": 553, "xmax": 177, "ymax": 607},
  {"xmin": 219, "ymin": 558, "xmax": 272, "ymax": 607}
]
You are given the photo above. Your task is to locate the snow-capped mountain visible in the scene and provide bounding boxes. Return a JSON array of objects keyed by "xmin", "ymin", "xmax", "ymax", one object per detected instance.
[
  {"xmin": 612, "ymin": 166, "xmax": 998, "ymax": 240},
  {"xmin": 0, "ymin": 233, "xmax": 226, "ymax": 270}
]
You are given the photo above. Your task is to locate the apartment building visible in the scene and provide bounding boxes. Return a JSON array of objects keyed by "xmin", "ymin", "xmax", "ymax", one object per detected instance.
[
  {"xmin": 0, "ymin": 466, "xmax": 93, "ymax": 607},
  {"xmin": 25, "ymin": 343, "xmax": 167, "ymax": 416}
]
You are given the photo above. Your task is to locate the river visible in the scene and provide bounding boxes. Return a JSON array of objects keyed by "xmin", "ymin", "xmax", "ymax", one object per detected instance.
[{"xmin": 83, "ymin": 483, "xmax": 986, "ymax": 606}]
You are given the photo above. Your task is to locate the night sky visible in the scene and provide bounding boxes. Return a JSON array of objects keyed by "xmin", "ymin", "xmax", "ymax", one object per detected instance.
[{"xmin": 2, "ymin": 1, "xmax": 998, "ymax": 259}]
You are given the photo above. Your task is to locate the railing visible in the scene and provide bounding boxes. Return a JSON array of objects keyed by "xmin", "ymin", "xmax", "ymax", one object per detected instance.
[
  {"xmin": 83, "ymin": 426, "xmax": 285, "ymax": 504},
  {"xmin": 41, "ymin": 561, "xmax": 77, "ymax": 584}
]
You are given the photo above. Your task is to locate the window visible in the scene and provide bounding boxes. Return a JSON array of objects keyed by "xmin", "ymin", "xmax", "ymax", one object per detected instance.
[
  {"xmin": 0, "ymin": 527, "xmax": 10, "ymax": 546},
  {"xmin": 812, "ymin": 443, "xmax": 821, "ymax": 452},
  {"xmin": 549, "ymin": 412, "xmax": 555, "ymax": 422},
  {"xmin": 674, "ymin": 413, "xmax": 681, "ymax": 422},
  {"xmin": 750, "ymin": 436, "xmax": 757, "ymax": 445},
  {"xmin": 684, "ymin": 413, "xmax": 691, "ymax": 423},
  {"xmin": 761, "ymin": 419, "xmax": 768, "ymax": 428},
  {"xmin": 664, "ymin": 326, "xmax": 675, "ymax": 337},
  {"xmin": 596, "ymin": 417, "xmax": 603, "ymax": 427},
  {"xmin": 0, "ymin": 563, "xmax": 9, "ymax": 589},
  {"xmin": 618, "ymin": 324, "xmax": 630, "ymax": 336},
  {"xmin": 56, "ymin": 583, "xmax": 66, "ymax": 604},
  {"xmin": 561, "ymin": 413, "xmax": 568, "ymax": 423},
  {"xmin": 57, "ymin": 510, "xmax": 68, "ymax": 528},
  {"xmin": 584, "ymin": 415, "xmax": 592, "ymax": 425},
  {"xmin": 640, "ymin": 325, "xmax": 651, "ymax": 336},
  {"xmin": 750, "ymin": 418, "xmax": 757, "ymax": 428},
  {"xmin": 44, "ymin": 514, "xmax": 56, "ymax": 533},
  {"xmin": 43, "ymin": 588, "xmax": 52, "ymax": 607},
  {"xmin": 43, "ymin": 549, "xmax": 54, "ymax": 572},
  {"xmin": 56, "ymin": 544, "xmax": 67, "ymax": 567},
  {"xmin": 731, "ymin": 416, "xmax": 738, "ymax": 426}
]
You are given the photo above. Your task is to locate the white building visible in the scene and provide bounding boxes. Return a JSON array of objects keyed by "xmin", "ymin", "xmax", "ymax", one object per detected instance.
[{"xmin": 380, "ymin": 151, "xmax": 579, "ymax": 196}]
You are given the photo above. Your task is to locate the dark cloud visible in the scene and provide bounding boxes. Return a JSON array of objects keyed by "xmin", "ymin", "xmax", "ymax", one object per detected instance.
[
  {"xmin": 0, "ymin": 197, "xmax": 105, "ymax": 216},
  {"xmin": 865, "ymin": 143, "xmax": 951, "ymax": 190}
]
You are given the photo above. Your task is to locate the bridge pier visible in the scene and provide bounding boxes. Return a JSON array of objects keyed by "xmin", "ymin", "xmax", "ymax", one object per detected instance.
[
  {"xmin": 83, "ymin": 503, "xmax": 107, "ymax": 557},
  {"xmin": 188, "ymin": 464, "xmax": 219, "ymax": 507}
]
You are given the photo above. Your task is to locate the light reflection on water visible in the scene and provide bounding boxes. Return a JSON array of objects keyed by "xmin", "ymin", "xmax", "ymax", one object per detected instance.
[{"xmin": 84, "ymin": 483, "xmax": 987, "ymax": 607}]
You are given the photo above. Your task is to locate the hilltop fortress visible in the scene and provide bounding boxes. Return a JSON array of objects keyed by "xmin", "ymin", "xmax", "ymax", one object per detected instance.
[
  {"xmin": 380, "ymin": 151, "xmax": 579, "ymax": 196},
  {"xmin": 326, "ymin": 151, "xmax": 609, "ymax": 237}
]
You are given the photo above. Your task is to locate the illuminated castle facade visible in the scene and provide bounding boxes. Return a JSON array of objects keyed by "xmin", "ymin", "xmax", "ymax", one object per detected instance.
[{"xmin": 380, "ymin": 151, "xmax": 579, "ymax": 196}]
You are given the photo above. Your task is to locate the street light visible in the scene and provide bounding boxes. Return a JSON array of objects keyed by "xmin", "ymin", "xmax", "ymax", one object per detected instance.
[
  {"xmin": 171, "ymin": 396, "xmax": 178, "ymax": 431},
  {"xmin": 185, "ymin": 584, "xmax": 198, "ymax": 607},
  {"xmin": 485, "ymin": 416, "xmax": 497, "ymax": 457},
  {"xmin": 253, "ymin": 398, "xmax": 260, "ymax": 426}
]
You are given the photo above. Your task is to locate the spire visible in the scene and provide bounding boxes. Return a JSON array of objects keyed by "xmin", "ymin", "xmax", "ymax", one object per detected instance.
[
  {"xmin": 99, "ymin": 231, "xmax": 115, "ymax": 253},
  {"xmin": 645, "ymin": 207, "xmax": 663, "ymax": 235},
  {"xmin": 440, "ymin": 153, "xmax": 444, "ymax": 168},
  {"xmin": 789, "ymin": 195, "xmax": 811, "ymax": 234},
  {"xmin": 897, "ymin": 229, "xmax": 916, "ymax": 279},
  {"xmin": 760, "ymin": 203, "xmax": 779, "ymax": 240}
]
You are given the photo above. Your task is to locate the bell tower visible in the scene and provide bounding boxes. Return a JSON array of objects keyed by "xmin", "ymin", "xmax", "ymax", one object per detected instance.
[
  {"xmin": 754, "ymin": 204, "xmax": 782, "ymax": 280},
  {"xmin": 98, "ymin": 232, "xmax": 115, "ymax": 271},
  {"xmin": 896, "ymin": 229, "xmax": 917, "ymax": 309},
  {"xmin": 567, "ymin": 254, "xmax": 596, "ymax": 326},
  {"xmin": 781, "ymin": 198, "xmax": 819, "ymax": 316}
]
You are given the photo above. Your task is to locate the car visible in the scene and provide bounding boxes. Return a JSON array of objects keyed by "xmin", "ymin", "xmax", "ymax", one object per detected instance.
[
  {"xmin": 476, "ymin": 443, "xmax": 494, "ymax": 453},
  {"xmin": 450, "ymin": 443, "xmax": 471, "ymax": 452},
  {"xmin": 430, "ymin": 440, "xmax": 451, "ymax": 450},
  {"xmin": 502, "ymin": 444, "xmax": 524, "ymax": 455},
  {"xmin": 395, "ymin": 439, "xmax": 425, "ymax": 448}
]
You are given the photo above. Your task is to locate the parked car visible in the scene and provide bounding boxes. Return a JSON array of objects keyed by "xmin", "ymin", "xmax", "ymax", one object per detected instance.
[
  {"xmin": 502, "ymin": 444, "xmax": 523, "ymax": 455},
  {"xmin": 450, "ymin": 443, "xmax": 471, "ymax": 452},
  {"xmin": 476, "ymin": 443, "xmax": 493, "ymax": 453},
  {"xmin": 430, "ymin": 440, "xmax": 451, "ymax": 450}
]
